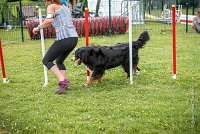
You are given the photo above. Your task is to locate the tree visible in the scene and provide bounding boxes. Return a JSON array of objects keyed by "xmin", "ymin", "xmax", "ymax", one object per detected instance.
[
  {"xmin": 179, "ymin": 0, "xmax": 199, "ymax": 7},
  {"xmin": 95, "ymin": 0, "xmax": 101, "ymax": 17}
]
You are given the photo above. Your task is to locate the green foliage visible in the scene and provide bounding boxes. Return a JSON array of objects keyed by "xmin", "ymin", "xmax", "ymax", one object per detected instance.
[
  {"xmin": 179, "ymin": 0, "xmax": 199, "ymax": 6},
  {"xmin": 0, "ymin": 23, "xmax": 200, "ymax": 133},
  {"xmin": 79, "ymin": 0, "xmax": 86, "ymax": 3},
  {"xmin": 7, "ymin": 0, "xmax": 19, "ymax": 2}
]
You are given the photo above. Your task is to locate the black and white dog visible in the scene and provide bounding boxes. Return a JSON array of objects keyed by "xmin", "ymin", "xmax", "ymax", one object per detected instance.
[{"xmin": 74, "ymin": 31, "xmax": 150, "ymax": 85}]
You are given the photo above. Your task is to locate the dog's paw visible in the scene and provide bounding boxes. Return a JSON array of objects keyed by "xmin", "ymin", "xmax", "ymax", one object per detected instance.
[
  {"xmin": 86, "ymin": 81, "xmax": 93, "ymax": 86},
  {"xmin": 97, "ymin": 79, "xmax": 102, "ymax": 84},
  {"xmin": 135, "ymin": 70, "xmax": 140, "ymax": 75}
]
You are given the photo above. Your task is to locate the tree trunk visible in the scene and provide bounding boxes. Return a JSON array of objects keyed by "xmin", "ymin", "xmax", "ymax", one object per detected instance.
[
  {"xmin": 73, "ymin": 0, "xmax": 76, "ymax": 10},
  {"xmin": 95, "ymin": 0, "xmax": 101, "ymax": 17}
]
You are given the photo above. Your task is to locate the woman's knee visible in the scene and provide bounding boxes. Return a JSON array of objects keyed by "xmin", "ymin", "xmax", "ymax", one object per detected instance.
[
  {"xmin": 42, "ymin": 59, "xmax": 54, "ymax": 69},
  {"xmin": 56, "ymin": 59, "xmax": 66, "ymax": 70},
  {"xmin": 56, "ymin": 63, "xmax": 66, "ymax": 70},
  {"xmin": 42, "ymin": 58, "xmax": 48, "ymax": 66}
]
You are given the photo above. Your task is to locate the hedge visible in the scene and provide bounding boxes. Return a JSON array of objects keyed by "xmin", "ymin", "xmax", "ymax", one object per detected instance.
[{"xmin": 26, "ymin": 16, "xmax": 129, "ymax": 39}]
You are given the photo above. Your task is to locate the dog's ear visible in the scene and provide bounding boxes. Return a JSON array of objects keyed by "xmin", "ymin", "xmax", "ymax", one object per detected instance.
[
  {"xmin": 92, "ymin": 47, "xmax": 105, "ymax": 57},
  {"xmin": 81, "ymin": 49, "xmax": 91, "ymax": 62},
  {"xmin": 88, "ymin": 47, "xmax": 99, "ymax": 56},
  {"xmin": 93, "ymin": 47, "xmax": 109, "ymax": 67}
]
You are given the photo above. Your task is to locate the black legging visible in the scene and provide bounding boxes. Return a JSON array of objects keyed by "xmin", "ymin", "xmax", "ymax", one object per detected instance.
[{"xmin": 42, "ymin": 37, "xmax": 78, "ymax": 70}]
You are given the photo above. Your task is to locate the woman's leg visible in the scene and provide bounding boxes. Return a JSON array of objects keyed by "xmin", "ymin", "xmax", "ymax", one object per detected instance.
[
  {"xmin": 49, "ymin": 65, "xmax": 65, "ymax": 82},
  {"xmin": 60, "ymin": 70, "xmax": 66, "ymax": 78},
  {"xmin": 55, "ymin": 37, "xmax": 78, "ymax": 80},
  {"xmin": 42, "ymin": 37, "xmax": 77, "ymax": 94},
  {"xmin": 42, "ymin": 38, "xmax": 77, "ymax": 82},
  {"xmin": 42, "ymin": 41, "xmax": 66, "ymax": 82}
]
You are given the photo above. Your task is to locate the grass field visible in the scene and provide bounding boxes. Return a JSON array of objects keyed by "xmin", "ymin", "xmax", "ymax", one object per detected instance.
[{"xmin": 0, "ymin": 27, "xmax": 199, "ymax": 133}]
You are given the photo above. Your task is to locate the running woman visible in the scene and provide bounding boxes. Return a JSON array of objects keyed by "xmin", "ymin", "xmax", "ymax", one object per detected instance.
[{"xmin": 33, "ymin": 0, "xmax": 78, "ymax": 94}]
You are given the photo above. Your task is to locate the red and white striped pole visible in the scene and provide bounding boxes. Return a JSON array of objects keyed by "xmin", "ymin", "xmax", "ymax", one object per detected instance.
[
  {"xmin": 172, "ymin": 4, "xmax": 176, "ymax": 79},
  {"xmin": 85, "ymin": 7, "xmax": 90, "ymax": 81},
  {"xmin": 0, "ymin": 39, "xmax": 8, "ymax": 83}
]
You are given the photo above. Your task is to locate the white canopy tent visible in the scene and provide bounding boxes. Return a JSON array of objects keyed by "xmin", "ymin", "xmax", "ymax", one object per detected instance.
[{"xmin": 88, "ymin": 0, "xmax": 144, "ymax": 24}]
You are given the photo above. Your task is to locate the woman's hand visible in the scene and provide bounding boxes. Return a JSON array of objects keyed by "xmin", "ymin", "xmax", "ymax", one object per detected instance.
[{"xmin": 33, "ymin": 27, "xmax": 40, "ymax": 34}]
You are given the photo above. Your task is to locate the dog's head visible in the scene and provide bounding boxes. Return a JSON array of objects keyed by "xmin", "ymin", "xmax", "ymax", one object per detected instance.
[
  {"xmin": 74, "ymin": 47, "xmax": 88, "ymax": 66},
  {"xmin": 74, "ymin": 46, "xmax": 107, "ymax": 67}
]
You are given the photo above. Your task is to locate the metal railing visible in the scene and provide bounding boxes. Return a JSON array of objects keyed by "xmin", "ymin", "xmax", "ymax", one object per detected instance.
[
  {"xmin": 0, "ymin": 2, "xmax": 46, "ymax": 42},
  {"xmin": 0, "ymin": 0, "xmax": 198, "ymax": 43}
]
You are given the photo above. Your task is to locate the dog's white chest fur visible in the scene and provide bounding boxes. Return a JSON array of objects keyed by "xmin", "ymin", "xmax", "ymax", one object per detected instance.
[{"xmin": 86, "ymin": 66, "xmax": 93, "ymax": 73}]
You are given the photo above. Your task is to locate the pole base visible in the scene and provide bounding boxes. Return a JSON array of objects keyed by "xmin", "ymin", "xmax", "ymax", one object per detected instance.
[
  {"xmin": 43, "ymin": 82, "xmax": 48, "ymax": 87},
  {"xmin": 130, "ymin": 75, "xmax": 133, "ymax": 85},
  {"xmin": 172, "ymin": 74, "xmax": 176, "ymax": 79},
  {"xmin": 3, "ymin": 78, "xmax": 9, "ymax": 84},
  {"xmin": 130, "ymin": 81, "xmax": 133, "ymax": 85}
]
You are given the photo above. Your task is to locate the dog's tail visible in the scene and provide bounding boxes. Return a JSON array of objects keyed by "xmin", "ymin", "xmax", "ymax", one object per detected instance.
[{"xmin": 133, "ymin": 31, "xmax": 150, "ymax": 49}]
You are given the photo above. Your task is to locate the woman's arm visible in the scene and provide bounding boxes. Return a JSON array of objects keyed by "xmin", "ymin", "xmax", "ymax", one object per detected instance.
[
  {"xmin": 33, "ymin": 5, "xmax": 55, "ymax": 34},
  {"xmin": 197, "ymin": 17, "xmax": 200, "ymax": 23},
  {"xmin": 38, "ymin": 5, "xmax": 55, "ymax": 28},
  {"xmin": 193, "ymin": 16, "xmax": 200, "ymax": 24}
]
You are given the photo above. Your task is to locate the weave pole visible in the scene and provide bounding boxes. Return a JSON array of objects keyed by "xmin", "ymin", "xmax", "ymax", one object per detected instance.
[
  {"xmin": 0, "ymin": 39, "xmax": 8, "ymax": 83},
  {"xmin": 128, "ymin": 5, "xmax": 133, "ymax": 84},
  {"xmin": 172, "ymin": 4, "xmax": 176, "ymax": 79},
  {"xmin": 38, "ymin": 7, "xmax": 48, "ymax": 86},
  {"xmin": 85, "ymin": 8, "xmax": 90, "ymax": 81}
]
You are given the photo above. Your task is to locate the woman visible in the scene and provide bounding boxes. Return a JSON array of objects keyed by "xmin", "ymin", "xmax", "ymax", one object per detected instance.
[
  {"xmin": 192, "ymin": 8, "xmax": 200, "ymax": 33},
  {"xmin": 33, "ymin": 0, "xmax": 78, "ymax": 94}
]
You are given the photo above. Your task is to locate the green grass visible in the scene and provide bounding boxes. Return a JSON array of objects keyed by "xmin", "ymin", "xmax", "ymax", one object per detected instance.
[{"xmin": 0, "ymin": 27, "xmax": 200, "ymax": 133}]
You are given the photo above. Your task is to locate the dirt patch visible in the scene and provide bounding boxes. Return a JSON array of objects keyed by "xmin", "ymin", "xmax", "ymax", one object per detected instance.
[{"xmin": 0, "ymin": 127, "xmax": 7, "ymax": 134}]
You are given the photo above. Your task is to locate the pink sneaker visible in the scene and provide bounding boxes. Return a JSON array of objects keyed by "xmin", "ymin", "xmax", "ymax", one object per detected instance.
[{"xmin": 55, "ymin": 81, "xmax": 70, "ymax": 94}]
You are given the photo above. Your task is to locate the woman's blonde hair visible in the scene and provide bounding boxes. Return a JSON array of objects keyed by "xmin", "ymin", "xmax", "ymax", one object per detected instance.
[{"xmin": 45, "ymin": 0, "xmax": 62, "ymax": 5}]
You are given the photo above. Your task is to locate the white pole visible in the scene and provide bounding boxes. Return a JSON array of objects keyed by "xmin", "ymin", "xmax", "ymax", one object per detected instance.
[
  {"xmin": 129, "ymin": 5, "xmax": 133, "ymax": 85},
  {"xmin": 38, "ymin": 7, "xmax": 48, "ymax": 86},
  {"xmin": 191, "ymin": 88, "xmax": 195, "ymax": 129}
]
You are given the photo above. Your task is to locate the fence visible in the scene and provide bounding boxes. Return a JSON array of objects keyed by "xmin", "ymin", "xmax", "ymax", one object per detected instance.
[
  {"xmin": 0, "ymin": 2, "xmax": 46, "ymax": 42},
  {"xmin": 0, "ymin": 0, "xmax": 198, "ymax": 43}
]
